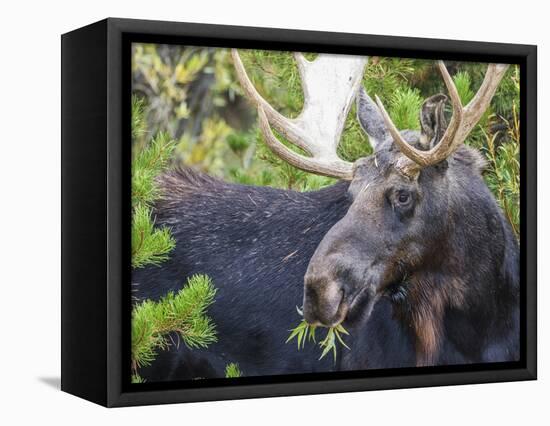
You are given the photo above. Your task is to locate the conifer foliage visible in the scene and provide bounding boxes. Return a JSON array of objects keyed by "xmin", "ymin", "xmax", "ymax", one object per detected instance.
[
  {"xmin": 224, "ymin": 363, "xmax": 243, "ymax": 378},
  {"xmin": 131, "ymin": 97, "xmax": 176, "ymax": 269},
  {"xmin": 130, "ymin": 97, "xmax": 219, "ymax": 382},
  {"xmin": 131, "ymin": 274, "xmax": 217, "ymax": 381}
]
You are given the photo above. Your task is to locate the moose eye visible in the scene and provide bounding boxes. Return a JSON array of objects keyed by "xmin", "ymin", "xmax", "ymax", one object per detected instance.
[
  {"xmin": 396, "ymin": 191, "xmax": 410, "ymax": 205},
  {"xmin": 390, "ymin": 189, "xmax": 415, "ymax": 218}
]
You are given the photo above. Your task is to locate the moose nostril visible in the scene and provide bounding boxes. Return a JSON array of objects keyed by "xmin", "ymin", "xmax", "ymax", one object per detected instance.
[
  {"xmin": 303, "ymin": 285, "xmax": 321, "ymax": 324},
  {"xmin": 303, "ymin": 280, "xmax": 346, "ymax": 326}
]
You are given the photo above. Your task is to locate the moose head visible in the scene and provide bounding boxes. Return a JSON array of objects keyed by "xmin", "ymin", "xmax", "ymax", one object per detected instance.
[{"xmin": 233, "ymin": 51, "xmax": 509, "ymax": 338}]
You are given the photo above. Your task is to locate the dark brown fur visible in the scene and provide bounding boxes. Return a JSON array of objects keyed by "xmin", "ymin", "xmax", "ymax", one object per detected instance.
[{"xmin": 304, "ymin": 92, "xmax": 519, "ymax": 366}]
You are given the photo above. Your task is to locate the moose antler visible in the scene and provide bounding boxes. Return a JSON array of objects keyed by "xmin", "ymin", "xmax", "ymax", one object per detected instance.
[
  {"xmin": 232, "ymin": 50, "xmax": 367, "ymax": 180},
  {"xmin": 374, "ymin": 61, "xmax": 509, "ymax": 177}
]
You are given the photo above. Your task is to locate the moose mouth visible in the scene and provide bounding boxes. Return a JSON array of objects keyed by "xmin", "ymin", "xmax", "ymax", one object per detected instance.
[
  {"xmin": 341, "ymin": 285, "xmax": 381, "ymax": 326},
  {"xmin": 305, "ymin": 284, "xmax": 380, "ymax": 328}
]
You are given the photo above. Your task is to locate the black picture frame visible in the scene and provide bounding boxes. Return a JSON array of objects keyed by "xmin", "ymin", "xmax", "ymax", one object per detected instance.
[{"xmin": 61, "ymin": 17, "xmax": 537, "ymax": 407}]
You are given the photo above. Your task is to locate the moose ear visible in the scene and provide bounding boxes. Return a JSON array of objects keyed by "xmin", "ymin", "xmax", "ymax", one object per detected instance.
[
  {"xmin": 356, "ymin": 87, "xmax": 390, "ymax": 150},
  {"xmin": 419, "ymin": 94, "xmax": 448, "ymax": 150}
]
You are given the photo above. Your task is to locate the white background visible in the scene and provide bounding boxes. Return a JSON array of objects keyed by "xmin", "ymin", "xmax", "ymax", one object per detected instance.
[{"xmin": 0, "ymin": 0, "xmax": 546, "ymax": 424}]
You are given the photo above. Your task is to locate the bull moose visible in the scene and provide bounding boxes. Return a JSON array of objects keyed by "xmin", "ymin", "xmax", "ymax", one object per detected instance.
[{"xmin": 133, "ymin": 51, "xmax": 519, "ymax": 381}]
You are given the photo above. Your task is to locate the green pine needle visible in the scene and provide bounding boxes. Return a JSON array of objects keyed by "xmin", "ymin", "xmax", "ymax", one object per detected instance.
[
  {"xmin": 131, "ymin": 204, "xmax": 176, "ymax": 269},
  {"xmin": 132, "ymin": 131, "xmax": 176, "ymax": 209},
  {"xmin": 131, "ymin": 96, "xmax": 147, "ymax": 140},
  {"xmin": 131, "ymin": 117, "xmax": 177, "ymax": 269},
  {"xmin": 131, "ymin": 274, "xmax": 218, "ymax": 373},
  {"xmin": 388, "ymin": 87, "xmax": 423, "ymax": 130},
  {"xmin": 453, "ymin": 71, "xmax": 475, "ymax": 105},
  {"xmin": 131, "ymin": 373, "xmax": 145, "ymax": 384},
  {"xmin": 224, "ymin": 363, "xmax": 243, "ymax": 378},
  {"xmin": 287, "ymin": 317, "xmax": 351, "ymax": 363}
]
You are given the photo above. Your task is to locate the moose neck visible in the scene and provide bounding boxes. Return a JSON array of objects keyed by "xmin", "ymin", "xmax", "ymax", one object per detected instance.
[{"xmin": 396, "ymin": 150, "xmax": 519, "ymax": 366}]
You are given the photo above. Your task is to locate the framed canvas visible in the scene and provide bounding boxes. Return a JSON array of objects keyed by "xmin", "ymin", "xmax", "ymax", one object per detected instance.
[{"xmin": 61, "ymin": 18, "xmax": 537, "ymax": 407}]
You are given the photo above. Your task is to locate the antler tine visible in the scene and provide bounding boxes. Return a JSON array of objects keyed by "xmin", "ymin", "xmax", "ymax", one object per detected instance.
[
  {"xmin": 375, "ymin": 61, "xmax": 509, "ymax": 177},
  {"xmin": 257, "ymin": 108, "xmax": 357, "ymax": 178},
  {"xmin": 231, "ymin": 49, "xmax": 312, "ymax": 154},
  {"xmin": 232, "ymin": 49, "xmax": 367, "ymax": 180},
  {"xmin": 460, "ymin": 63, "xmax": 510, "ymax": 137}
]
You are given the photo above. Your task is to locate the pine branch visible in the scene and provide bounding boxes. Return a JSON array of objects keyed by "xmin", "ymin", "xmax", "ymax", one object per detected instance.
[
  {"xmin": 131, "ymin": 274, "xmax": 218, "ymax": 373},
  {"xmin": 388, "ymin": 87, "xmax": 423, "ymax": 130},
  {"xmin": 132, "ymin": 96, "xmax": 147, "ymax": 140},
  {"xmin": 131, "ymin": 112, "xmax": 177, "ymax": 269},
  {"xmin": 131, "ymin": 204, "xmax": 175, "ymax": 269},
  {"xmin": 224, "ymin": 363, "xmax": 243, "ymax": 378},
  {"xmin": 132, "ymin": 131, "xmax": 176, "ymax": 209}
]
